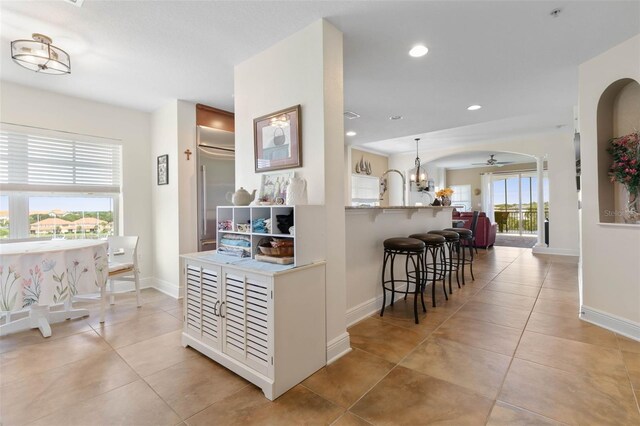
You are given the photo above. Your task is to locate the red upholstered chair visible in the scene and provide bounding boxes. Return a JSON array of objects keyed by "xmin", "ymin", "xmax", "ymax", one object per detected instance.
[{"xmin": 453, "ymin": 212, "xmax": 497, "ymax": 249}]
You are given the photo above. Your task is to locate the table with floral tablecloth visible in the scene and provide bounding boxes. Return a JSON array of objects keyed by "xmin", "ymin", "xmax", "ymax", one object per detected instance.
[{"xmin": 0, "ymin": 239, "xmax": 108, "ymax": 337}]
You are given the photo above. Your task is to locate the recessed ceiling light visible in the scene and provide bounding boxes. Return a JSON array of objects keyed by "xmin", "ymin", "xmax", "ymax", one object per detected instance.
[
  {"xmin": 389, "ymin": 115, "xmax": 403, "ymax": 120},
  {"xmin": 409, "ymin": 45, "xmax": 428, "ymax": 58},
  {"xmin": 467, "ymin": 105, "xmax": 482, "ymax": 111},
  {"xmin": 344, "ymin": 111, "xmax": 360, "ymax": 120},
  {"xmin": 346, "ymin": 131, "xmax": 357, "ymax": 137}
]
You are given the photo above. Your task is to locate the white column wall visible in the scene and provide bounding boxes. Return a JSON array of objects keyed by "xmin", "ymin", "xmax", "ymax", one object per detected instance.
[
  {"xmin": 578, "ymin": 34, "xmax": 640, "ymax": 337},
  {"xmin": 234, "ymin": 20, "xmax": 349, "ymax": 361}
]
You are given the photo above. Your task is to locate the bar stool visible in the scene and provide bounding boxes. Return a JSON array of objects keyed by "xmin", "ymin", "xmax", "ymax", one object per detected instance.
[
  {"xmin": 408, "ymin": 233, "xmax": 447, "ymax": 307},
  {"xmin": 427, "ymin": 230, "xmax": 461, "ymax": 294},
  {"xmin": 443, "ymin": 228, "xmax": 475, "ymax": 284},
  {"xmin": 380, "ymin": 237, "xmax": 426, "ymax": 324}
]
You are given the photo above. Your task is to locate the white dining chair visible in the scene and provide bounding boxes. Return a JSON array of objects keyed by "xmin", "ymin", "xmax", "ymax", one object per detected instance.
[{"xmin": 101, "ymin": 236, "xmax": 140, "ymax": 323}]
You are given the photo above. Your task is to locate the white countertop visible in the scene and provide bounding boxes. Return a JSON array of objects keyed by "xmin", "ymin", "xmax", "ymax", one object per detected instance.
[{"xmin": 345, "ymin": 205, "xmax": 453, "ymax": 211}]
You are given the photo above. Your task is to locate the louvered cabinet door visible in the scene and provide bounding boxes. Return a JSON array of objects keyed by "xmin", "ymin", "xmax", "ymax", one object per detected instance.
[
  {"xmin": 184, "ymin": 263, "xmax": 221, "ymax": 349},
  {"xmin": 221, "ymin": 272, "xmax": 272, "ymax": 376}
]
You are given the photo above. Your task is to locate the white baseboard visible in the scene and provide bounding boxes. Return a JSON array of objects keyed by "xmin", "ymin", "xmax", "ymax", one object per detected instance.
[
  {"xmin": 346, "ymin": 284, "xmax": 408, "ymax": 328},
  {"xmin": 532, "ymin": 246, "xmax": 580, "ymax": 257},
  {"xmin": 151, "ymin": 277, "xmax": 182, "ymax": 299},
  {"xmin": 580, "ymin": 305, "xmax": 640, "ymax": 341},
  {"xmin": 326, "ymin": 332, "xmax": 351, "ymax": 364}
]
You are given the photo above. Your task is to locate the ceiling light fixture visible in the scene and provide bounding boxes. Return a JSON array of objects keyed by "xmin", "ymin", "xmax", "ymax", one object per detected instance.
[
  {"xmin": 467, "ymin": 105, "xmax": 482, "ymax": 111},
  {"xmin": 410, "ymin": 138, "xmax": 429, "ymax": 191},
  {"xmin": 389, "ymin": 115, "xmax": 403, "ymax": 120},
  {"xmin": 550, "ymin": 8, "xmax": 562, "ymax": 18},
  {"xmin": 346, "ymin": 131, "xmax": 357, "ymax": 137},
  {"xmin": 11, "ymin": 33, "xmax": 71, "ymax": 75},
  {"xmin": 409, "ymin": 45, "xmax": 429, "ymax": 58}
]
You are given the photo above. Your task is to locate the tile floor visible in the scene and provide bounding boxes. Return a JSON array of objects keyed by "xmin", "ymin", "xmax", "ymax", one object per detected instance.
[{"xmin": 1, "ymin": 246, "xmax": 639, "ymax": 425}]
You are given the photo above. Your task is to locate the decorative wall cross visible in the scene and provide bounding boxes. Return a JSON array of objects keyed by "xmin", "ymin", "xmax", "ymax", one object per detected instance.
[{"xmin": 184, "ymin": 149, "xmax": 192, "ymax": 160}]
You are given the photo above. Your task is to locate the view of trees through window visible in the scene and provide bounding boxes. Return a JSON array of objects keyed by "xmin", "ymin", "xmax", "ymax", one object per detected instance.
[
  {"xmin": 0, "ymin": 196, "xmax": 8, "ymax": 239},
  {"xmin": 493, "ymin": 174, "xmax": 549, "ymax": 235}
]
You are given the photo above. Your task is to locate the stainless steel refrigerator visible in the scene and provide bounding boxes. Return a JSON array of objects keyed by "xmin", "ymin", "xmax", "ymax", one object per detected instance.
[{"xmin": 197, "ymin": 125, "xmax": 235, "ymax": 251}]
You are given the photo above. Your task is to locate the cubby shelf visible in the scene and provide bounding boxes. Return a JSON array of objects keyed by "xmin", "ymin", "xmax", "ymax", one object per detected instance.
[{"xmin": 216, "ymin": 205, "xmax": 325, "ymax": 267}]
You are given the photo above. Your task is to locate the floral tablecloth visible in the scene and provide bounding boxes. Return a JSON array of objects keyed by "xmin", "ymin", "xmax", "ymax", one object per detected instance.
[{"xmin": 0, "ymin": 240, "xmax": 108, "ymax": 312}]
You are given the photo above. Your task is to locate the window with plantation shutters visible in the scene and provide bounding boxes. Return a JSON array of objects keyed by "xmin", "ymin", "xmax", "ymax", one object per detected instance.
[{"xmin": 0, "ymin": 127, "xmax": 121, "ymax": 193}]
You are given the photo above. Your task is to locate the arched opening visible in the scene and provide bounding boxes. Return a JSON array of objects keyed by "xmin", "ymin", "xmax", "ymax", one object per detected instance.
[{"xmin": 596, "ymin": 78, "xmax": 640, "ymax": 223}]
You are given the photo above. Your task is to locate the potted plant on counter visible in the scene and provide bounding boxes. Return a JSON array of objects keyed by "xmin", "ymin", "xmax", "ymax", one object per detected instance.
[{"xmin": 435, "ymin": 188, "xmax": 454, "ymax": 206}]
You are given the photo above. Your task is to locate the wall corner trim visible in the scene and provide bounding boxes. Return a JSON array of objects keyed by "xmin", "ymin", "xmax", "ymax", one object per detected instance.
[
  {"xmin": 531, "ymin": 247, "xmax": 580, "ymax": 257},
  {"xmin": 580, "ymin": 304, "xmax": 640, "ymax": 341},
  {"xmin": 326, "ymin": 332, "xmax": 351, "ymax": 364}
]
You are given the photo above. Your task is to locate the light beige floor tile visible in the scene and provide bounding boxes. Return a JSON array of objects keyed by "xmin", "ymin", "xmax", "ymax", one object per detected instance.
[
  {"xmin": 95, "ymin": 310, "xmax": 182, "ymax": 349},
  {"xmin": 348, "ymin": 317, "xmax": 424, "ymax": 363},
  {"xmin": 525, "ymin": 312, "xmax": 619, "ymax": 349},
  {"xmin": 484, "ymin": 281, "xmax": 541, "ymax": 297},
  {"xmin": 493, "ymin": 272, "xmax": 545, "ymax": 286},
  {"xmin": 542, "ymin": 278, "xmax": 578, "ymax": 291},
  {"xmin": 350, "ymin": 366, "xmax": 494, "ymax": 425},
  {"xmin": 145, "ymin": 355, "xmax": 248, "ymax": 419},
  {"xmin": 166, "ymin": 306, "xmax": 184, "ymax": 321},
  {"xmin": 1, "ymin": 351, "xmax": 138, "ymax": 425},
  {"xmin": 487, "ymin": 401, "xmax": 565, "ymax": 425},
  {"xmin": 302, "ymin": 348, "xmax": 394, "ymax": 408},
  {"xmin": 622, "ymin": 350, "xmax": 640, "ymax": 389},
  {"xmin": 185, "ymin": 384, "xmax": 343, "ymax": 426},
  {"xmin": 0, "ymin": 317, "xmax": 92, "ymax": 354},
  {"xmin": 331, "ymin": 412, "xmax": 372, "ymax": 426},
  {"xmin": 116, "ymin": 330, "xmax": 199, "ymax": 377},
  {"xmin": 454, "ymin": 300, "xmax": 530, "ymax": 329},
  {"xmin": 372, "ymin": 298, "xmax": 450, "ymax": 337},
  {"xmin": 29, "ymin": 379, "xmax": 181, "ymax": 426},
  {"xmin": 0, "ymin": 330, "xmax": 111, "ymax": 385},
  {"xmin": 86, "ymin": 301, "xmax": 163, "ymax": 328},
  {"xmin": 515, "ymin": 331, "xmax": 629, "ymax": 386},
  {"xmin": 432, "ymin": 315, "xmax": 522, "ymax": 356},
  {"xmin": 537, "ymin": 287, "xmax": 578, "ymax": 304},
  {"xmin": 532, "ymin": 298, "xmax": 579, "ymax": 320},
  {"xmin": 500, "ymin": 359, "xmax": 640, "ymax": 425},
  {"xmin": 400, "ymin": 337, "xmax": 512, "ymax": 398},
  {"xmin": 617, "ymin": 334, "xmax": 640, "ymax": 354},
  {"xmin": 473, "ymin": 289, "xmax": 537, "ymax": 311}
]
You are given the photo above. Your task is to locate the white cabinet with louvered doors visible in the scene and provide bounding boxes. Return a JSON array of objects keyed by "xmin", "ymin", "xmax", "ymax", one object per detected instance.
[
  {"xmin": 184, "ymin": 263, "xmax": 222, "ymax": 349},
  {"xmin": 181, "ymin": 254, "xmax": 326, "ymax": 401}
]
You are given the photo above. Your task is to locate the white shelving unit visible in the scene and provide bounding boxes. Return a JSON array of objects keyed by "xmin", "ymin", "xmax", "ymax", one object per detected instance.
[{"xmin": 216, "ymin": 205, "xmax": 325, "ymax": 267}]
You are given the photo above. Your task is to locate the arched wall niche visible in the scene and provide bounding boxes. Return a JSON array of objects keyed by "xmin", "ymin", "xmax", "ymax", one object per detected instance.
[{"xmin": 596, "ymin": 78, "xmax": 640, "ymax": 223}]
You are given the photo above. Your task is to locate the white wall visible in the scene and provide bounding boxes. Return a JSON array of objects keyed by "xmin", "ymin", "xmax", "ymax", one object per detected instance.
[
  {"xmin": 389, "ymin": 132, "xmax": 580, "ymax": 255},
  {"xmin": 150, "ymin": 101, "xmax": 180, "ymax": 294},
  {"xmin": 235, "ymin": 20, "xmax": 349, "ymax": 361},
  {"xmin": 150, "ymin": 99, "xmax": 197, "ymax": 297},
  {"xmin": 579, "ymin": 34, "xmax": 640, "ymax": 337},
  {"xmin": 0, "ymin": 81, "xmax": 154, "ymax": 280}
]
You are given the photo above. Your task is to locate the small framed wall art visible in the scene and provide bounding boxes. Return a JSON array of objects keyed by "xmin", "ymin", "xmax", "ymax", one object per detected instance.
[
  {"xmin": 254, "ymin": 105, "xmax": 301, "ymax": 173},
  {"xmin": 157, "ymin": 154, "xmax": 169, "ymax": 185}
]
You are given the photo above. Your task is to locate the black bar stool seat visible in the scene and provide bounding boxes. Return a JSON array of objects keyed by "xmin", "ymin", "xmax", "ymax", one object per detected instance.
[
  {"xmin": 444, "ymin": 228, "xmax": 472, "ymax": 237},
  {"xmin": 384, "ymin": 237, "xmax": 426, "ymax": 252},
  {"xmin": 380, "ymin": 237, "xmax": 426, "ymax": 324}
]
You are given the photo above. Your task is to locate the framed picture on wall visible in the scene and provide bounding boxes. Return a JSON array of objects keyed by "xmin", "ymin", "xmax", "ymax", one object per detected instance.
[
  {"xmin": 253, "ymin": 105, "xmax": 301, "ymax": 172},
  {"xmin": 157, "ymin": 154, "xmax": 169, "ymax": 185}
]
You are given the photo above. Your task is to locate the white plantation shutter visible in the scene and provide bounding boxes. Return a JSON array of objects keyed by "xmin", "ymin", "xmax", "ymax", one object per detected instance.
[{"xmin": 0, "ymin": 126, "xmax": 121, "ymax": 193}]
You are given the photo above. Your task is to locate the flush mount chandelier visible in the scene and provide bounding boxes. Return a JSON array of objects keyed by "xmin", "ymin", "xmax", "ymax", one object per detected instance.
[{"xmin": 11, "ymin": 33, "xmax": 71, "ymax": 75}]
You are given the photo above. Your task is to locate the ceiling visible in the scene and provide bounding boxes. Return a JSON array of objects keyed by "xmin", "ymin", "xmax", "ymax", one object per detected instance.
[
  {"xmin": 1, "ymin": 1, "xmax": 638, "ymax": 154},
  {"xmin": 427, "ymin": 151, "xmax": 534, "ymax": 170}
]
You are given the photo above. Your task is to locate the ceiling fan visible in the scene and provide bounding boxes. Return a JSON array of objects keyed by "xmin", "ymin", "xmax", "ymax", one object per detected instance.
[{"xmin": 471, "ymin": 154, "xmax": 513, "ymax": 167}]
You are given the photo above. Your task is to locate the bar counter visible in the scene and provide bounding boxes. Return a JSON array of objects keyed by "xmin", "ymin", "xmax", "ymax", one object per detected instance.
[{"xmin": 344, "ymin": 206, "xmax": 454, "ymax": 324}]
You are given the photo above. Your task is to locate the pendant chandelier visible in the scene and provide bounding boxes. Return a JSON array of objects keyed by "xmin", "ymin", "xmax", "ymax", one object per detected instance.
[
  {"xmin": 11, "ymin": 33, "xmax": 71, "ymax": 75},
  {"xmin": 410, "ymin": 138, "xmax": 428, "ymax": 191}
]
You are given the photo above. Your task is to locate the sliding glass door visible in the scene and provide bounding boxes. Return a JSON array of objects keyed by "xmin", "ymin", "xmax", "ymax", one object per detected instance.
[{"xmin": 492, "ymin": 172, "xmax": 548, "ymax": 236}]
